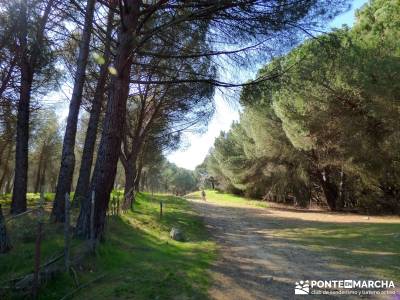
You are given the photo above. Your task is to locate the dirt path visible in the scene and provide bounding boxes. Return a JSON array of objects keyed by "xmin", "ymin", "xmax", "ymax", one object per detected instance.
[{"xmin": 189, "ymin": 199, "xmax": 399, "ymax": 300}]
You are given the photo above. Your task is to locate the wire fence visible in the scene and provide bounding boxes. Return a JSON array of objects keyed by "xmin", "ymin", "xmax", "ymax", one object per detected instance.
[{"xmin": 0, "ymin": 190, "xmax": 126, "ymax": 299}]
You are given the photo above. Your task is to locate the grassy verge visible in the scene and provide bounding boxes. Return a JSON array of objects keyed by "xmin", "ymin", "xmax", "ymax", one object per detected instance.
[
  {"xmin": 1, "ymin": 193, "xmax": 215, "ymax": 299},
  {"xmin": 272, "ymin": 222, "xmax": 400, "ymax": 283},
  {"xmin": 186, "ymin": 189, "xmax": 268, "ymax": 208}
]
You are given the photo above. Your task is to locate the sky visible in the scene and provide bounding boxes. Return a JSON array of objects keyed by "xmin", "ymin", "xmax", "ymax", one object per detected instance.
[{"xmin": 167, "ymin": 0, "xmax": 369, "ymax": 170}]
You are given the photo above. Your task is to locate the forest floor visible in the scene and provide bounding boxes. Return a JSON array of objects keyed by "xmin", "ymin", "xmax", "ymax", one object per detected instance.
[{"xmin": 187, "ymin": 191, "xmax": 400, "ymax": 300}]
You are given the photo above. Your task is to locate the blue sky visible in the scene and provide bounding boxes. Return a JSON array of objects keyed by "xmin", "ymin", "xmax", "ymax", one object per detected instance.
[{"xmin": 167, "ymin": 0, "xmax": 369, "ymax": 170}]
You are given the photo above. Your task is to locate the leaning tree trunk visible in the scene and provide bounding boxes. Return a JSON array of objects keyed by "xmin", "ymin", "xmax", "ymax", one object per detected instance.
[
  {"xmin": 0, "ymin": 204, "xmax": 12, "ymax": 253},
  {"xmin": 52, "ymin": 0, "xmax": 96, "ymax": 222},
  {"xmin": 73, "ymin": 7, "xmax": 114, "ymax": 207},
  {"xmin": 76, "ymin": 1, "xmax": 140, "ymax": 239},
  {"xmin": 11, "ymin": 63, "xmax": 32, "ymax": 214}
]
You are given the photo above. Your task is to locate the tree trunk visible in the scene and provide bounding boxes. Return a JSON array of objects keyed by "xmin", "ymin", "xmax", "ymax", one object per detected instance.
[
  {"xmin": 121, "ymin": 144, "xmax": 142, "ymax": 209},
  {"xmin": 11, "ymin": 1, "xmax": 30, "ymax": 213},
  {"xmin": 0, "ymin": 103, "xmax": 14, "ymax": 171},
  {"xmin": 317, "ymin": 169, "xmax": 339, "ymax": 211},
  {"xmin": 52, "ymin": 0, "xmax": 96, "ymax": 222},
  {"xmin": 12, "ymin": 0, "xmax": 53, "ymax": 213},
  {"xmin": 140, "ymin": 171, "xmax": 146, "ymax": 192},
  {"xmin": 0, "ymin": 204, "xmax": 12, "ymax": 253},
  {"xmin": 73, "ymin": 7, "xmax": 114, "ymax": 207},
  {"xmin": 34, "ymin": 145, "xmax": 45, "ymax": 193},
  {"xmin": 11, "ymin": 62, "xmax": 32, "ymax": 214},
  {"xmin": 134, "ymin": 157, "xmax": 143, "ymax": 193},
  {"xmin": 337, "ymin": 168, "xmax": 345, "ymax": 210},
  {"xmin": 76, "ymin": 1, "xmax": 140, "ymax": 239},
  {"xmin": 123, "ymin": 163, "xmax": 136, "ymax": 210},
  {"xmin": 0, "ymin": 146, "xmax": 12, "ymax": 191},
  {"xmin": 5, "ymin": 172, "xmax": 14, "ymax": 194}
]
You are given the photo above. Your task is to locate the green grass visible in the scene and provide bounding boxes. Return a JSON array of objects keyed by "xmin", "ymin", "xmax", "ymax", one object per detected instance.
[
  {"xmin": 186, "ymin": 189, "xmax": 268, "ymax": 208},
  {"xmin": 0, "ymin": 193, "xmax": 54, "ymax": 207},
  {"xmin": 272, "ymin": 222, "xmax": 400, "ymax": 283},
  {"xmin": 1, "ymin": 193, "xmax": 216, "ymax": 299}
]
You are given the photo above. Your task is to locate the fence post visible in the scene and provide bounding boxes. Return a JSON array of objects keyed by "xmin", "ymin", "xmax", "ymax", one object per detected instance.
[
  {"xmin": 90, "ymin": 191, "xmax": 95, "ymax": 253},
  {"xmin": 64, "ymin": 193, "xmax": 70, "ymax": 272},
  {"xmin": 160, "ymin": 201, "xmax": 163, "ymax": 219},
  {"xmin": 32, "ymin": 195, "xmax": 44, "ymax": 299}
]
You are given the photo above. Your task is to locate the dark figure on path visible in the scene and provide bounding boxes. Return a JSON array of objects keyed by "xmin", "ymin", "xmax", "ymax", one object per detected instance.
[{"xmin": 201, "ymin": 190, "xmax": 206, "ymax": 201}]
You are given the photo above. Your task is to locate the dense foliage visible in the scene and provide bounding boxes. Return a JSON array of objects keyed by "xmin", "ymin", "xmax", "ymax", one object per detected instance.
[{"xmin": 204, "ymin": 0, "xmax": 400, "ymax": 213}]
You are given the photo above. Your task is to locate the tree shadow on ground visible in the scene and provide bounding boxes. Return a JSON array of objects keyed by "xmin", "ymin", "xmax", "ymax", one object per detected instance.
[{"xmin": 193, "ymin": 201, "xmax": 400, "ymax": 300}]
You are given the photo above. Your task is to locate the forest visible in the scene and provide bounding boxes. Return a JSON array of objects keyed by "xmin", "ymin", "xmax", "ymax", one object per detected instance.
[
  {"xmin": 199, "ymin": 0, "xmax": 400, "ymax": 213},
  {"xmin": 0, "ymin": 0, "xmax": 355, "ymax": 238}
]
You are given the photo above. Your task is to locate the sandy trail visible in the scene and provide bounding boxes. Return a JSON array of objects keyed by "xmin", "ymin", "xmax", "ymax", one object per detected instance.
[{"xmin": 189, "ymin": 199, "xmax": 399, "ymax": 300}]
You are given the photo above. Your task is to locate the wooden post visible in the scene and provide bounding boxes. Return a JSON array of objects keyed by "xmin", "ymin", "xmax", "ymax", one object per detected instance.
[
  {"xmin": 90, "ymin": 191, "xmax": 95, "ymax": 252},
  {"xmin": 32, "ymin": 195, "xmax": 44, "ymax": 299},
  {"xmin": 160, "ymin": 201, "xmax": 163, "ymax": 219},
  {"xmin": 64, "ymin": 193, "xmax": 70, "ymax": 272}
]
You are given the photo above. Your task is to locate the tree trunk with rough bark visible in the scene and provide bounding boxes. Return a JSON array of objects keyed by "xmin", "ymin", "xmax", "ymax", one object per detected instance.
[
  {"xmin": 11, "ymin": 63, "xmax": 32, "ymax": 214},
  {"xmin": 123, "ymin": 162, "xmax": 136, "ymax": 210},
  {"xmin": 52, "ymin": 0, "xmax": 96, "ymax": 222},
  {"xmin": 76, "ymin": 0, "xmax": 140, "ymax": 239},
  {"xmin": 12, "ymin": 0, "xmax": 53, "ymax": 214},
  {"xmin": 121, "ymin": 145, "xmax": 141, "ymax": 209},
  {"xmin": 73, "ymin": 7, "xmax": 114, "ymax": 207},
  {"xmin": 12, "ymin": 1, "xmax": 30, "ymax": 214}
]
